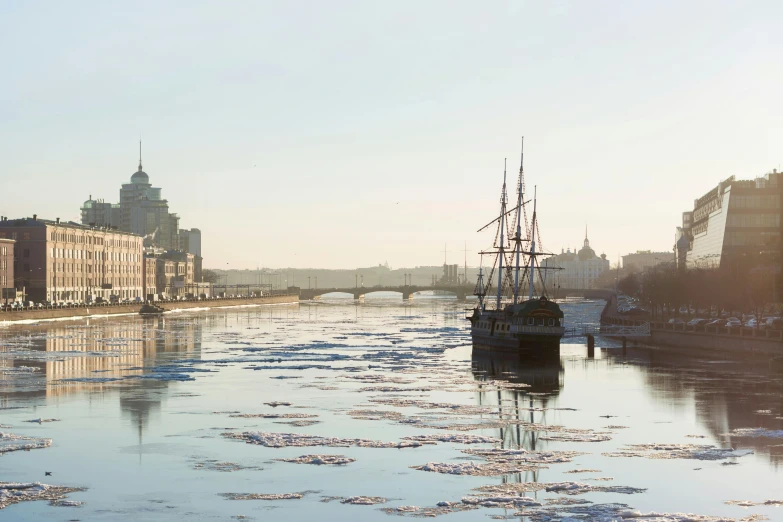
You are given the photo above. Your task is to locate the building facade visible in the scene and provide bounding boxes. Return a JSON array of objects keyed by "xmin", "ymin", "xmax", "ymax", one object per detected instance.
[
  {"xmin": 542, "ymin": 233, "xmax": 610, "ymax": 289},
  {"xmin": 0, "ymin": 237, "xmax": 14, "ymax": 301},
  {"xmin": 0, "ymin": 216, "xmax": 143, "ymax": 303},
  {"xmin": 678, "ymin": 170, "xmax": 782, "ymax": 269},
  {"xmin": 143, "ymin": 256, "xmax": 157, "ymax": 300},
  {"xmin": 621, "ymin": 251, "xmax": 673, "ymax": 272},
  {"xmin": 152, "ymin": 250, "xmax": 195, "ymax": 298}
]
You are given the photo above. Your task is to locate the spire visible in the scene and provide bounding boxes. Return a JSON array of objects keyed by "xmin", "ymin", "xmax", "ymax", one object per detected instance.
[
  {"xmin": 138, "ymin": 140, "xmax": 143, "ymax": 172},
  {"xmin": 584, "ymin": 225, "xmax": 589, "ymax": 247}
]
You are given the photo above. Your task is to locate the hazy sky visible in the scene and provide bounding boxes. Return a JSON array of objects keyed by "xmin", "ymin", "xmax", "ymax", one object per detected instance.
[{"xmin": 2, "ymin": 1, "xmax": 782, "ymax": 270}]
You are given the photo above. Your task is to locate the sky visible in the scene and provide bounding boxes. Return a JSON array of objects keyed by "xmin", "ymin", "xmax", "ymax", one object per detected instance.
[{"xmin": 2, "ymin": 1, "xmax": 782, "ymax": 270}]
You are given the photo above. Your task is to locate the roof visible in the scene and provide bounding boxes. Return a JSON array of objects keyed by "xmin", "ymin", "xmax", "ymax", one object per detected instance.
[{"xmin": 0, "ymin": 217, "xmax": 141, "ymax": 236}]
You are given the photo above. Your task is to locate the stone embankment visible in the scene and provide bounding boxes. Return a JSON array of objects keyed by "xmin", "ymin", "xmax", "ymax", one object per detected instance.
[{"xmin": 0, "ymin": 294, "xmax": 299, "ymax": 323}]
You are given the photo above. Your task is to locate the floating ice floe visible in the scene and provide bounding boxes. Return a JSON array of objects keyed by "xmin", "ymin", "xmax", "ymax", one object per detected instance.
[
  {"xmin": 191, "ymin": 459, "xmax": 262, "ymax": 472},
  {"xmin": 340, "ymin": 496, "xmax": 387, "ymax": 505},
  {"xmin": 0, "ymin": 482, "xmax": 85, "ymax": 510},
  {"xmin": 564, "ymin": 468, "xmax": 602, "ymax": 474},
  {"xmin": 276, "ymin": 454, "xmax": 356, "ymax": 465},
  {"xmin": 726, "ymin": 428, "xmax": 783, "ymax": 439},
  {"xmin": 347, "ymin": 409, "xmax": 405, "ymax": 421},
  {"xmin": 461, "ymin": 448, "xmax": 582, "ymax": 465},
  {"xmin": 539, "ymin": 432, "xmax": 612, "ymax": 442},
  {"xmin": 461, "ymin": 496, "xmax": 542, "ymax": 508},
  {"xmin": 264, "ymin": 401, "xmax": 292, "ymax": 407},
  {"xmin": 725, "ymin": 499, "xmax": 783, "ymax": 506},
  {"xmin": 411, "ymin": 461, "xmax": 542, "ymax": 476},
  {"xmin": 49, "ymin": 499, "xmax": 84, "ymax": 507},
  {"xmin": 545, "ymin": 482, "xmax": 646, "ymax": 495},
  {"xmin": 24, "ymin": 418, "xmax": 60, "ymax": 424},
  {"xmin": 221, "ymin": 492, "xmax": 305, "ymax": 500},
  {"xmin": 223, "ymin": 431, "xmax": 433, "ymax": 449},
  {"xmin": 0, "ymin": 433, "xmax": 52, "ymax": 454},
  {"xmin": 603, "ymin": 443, "xmax": 754, "ymax": 461},
  {"xmin": 402, "ymin": 434, "xmax": 501, "ymax": 445},
  {"xmin": 227, "ymin": 413, "xmax": 317, "ymax": 419},
  {"xmin": 274, "ymin": 419, "xmax": 321, "ymax": 427}
]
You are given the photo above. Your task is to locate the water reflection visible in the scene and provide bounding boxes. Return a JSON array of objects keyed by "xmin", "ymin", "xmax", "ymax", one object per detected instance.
[
  {"xmin": 613, "ymin": 346, "xmax": 783, "ymax": 466},
  {"xmin": 472, "ymin": 351, "xmax": 565, "ymax": 486},
  {"xmin": 0, "ymin": 316, "xmax": 202, "ymax": 427}
]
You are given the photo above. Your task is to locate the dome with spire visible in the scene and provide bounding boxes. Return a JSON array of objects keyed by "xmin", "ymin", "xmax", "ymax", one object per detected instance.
[
  {"xmin": 130, "ymin": 141, "xmax": 150, "ymax": 184},
  {"xmin": 577, "ymin": 225, "xmax": 597, "ymax": 261}
]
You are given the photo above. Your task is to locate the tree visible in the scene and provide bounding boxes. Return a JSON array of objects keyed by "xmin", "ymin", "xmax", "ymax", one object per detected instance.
[
  {"xmin": 202, "ymin": 269, "xmax": 221, "ymax": 284},
  {"xmin": 618, "ymin": 273, "xmax": 640, "ymax": 297}
]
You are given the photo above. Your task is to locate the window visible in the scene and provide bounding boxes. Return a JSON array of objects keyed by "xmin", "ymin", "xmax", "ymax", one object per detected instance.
[
  {"xmin": 527, "ymin": 317, "xmax": 534, "ymax": 325},
  {"xmin": 548, "ymin": 319, "xmax": 555, "ymax": 326}
]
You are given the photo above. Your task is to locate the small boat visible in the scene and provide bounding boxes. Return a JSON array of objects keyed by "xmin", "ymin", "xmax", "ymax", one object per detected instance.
[
  {"xmin": 468, "ymin": 139, "xmax": 564, "ymax": 355},
  {"xmin": 139, "ymin": 303, "xmax": 165, "ymax": 316}
]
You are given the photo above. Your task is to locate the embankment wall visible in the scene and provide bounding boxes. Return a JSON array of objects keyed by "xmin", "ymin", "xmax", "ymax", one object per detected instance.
[{"xmin": 0, "ymin": 294, "xmax": 298, "ymax": 323}]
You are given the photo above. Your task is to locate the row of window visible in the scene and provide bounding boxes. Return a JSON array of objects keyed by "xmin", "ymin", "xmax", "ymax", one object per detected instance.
[
  {"xmin": 726, "ymin": 213, "xmax": 780, "ymax": 228},
  {"xmin": 49, "ymin": 232, "xmax": 141, "ymax": 249},
  {"xmin": 50, "ymin": 277, "xmax": 142, "ymax": 287},
  {"xmin": 730, "ymin": 194, "xmax": 781, "ymax": 210},
  {"xmin": 51, "ymin": 248, "xmax": 141, "ymax": 262},
  {"xmin": 49, "ymin": 263, "xmax": 142, "ymax": 274}
]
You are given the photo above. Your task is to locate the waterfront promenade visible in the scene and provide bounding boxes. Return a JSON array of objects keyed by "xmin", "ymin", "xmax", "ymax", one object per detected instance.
[{"xmin": 0, "ymin": 293, "xmax": 298, "ymax": 322}]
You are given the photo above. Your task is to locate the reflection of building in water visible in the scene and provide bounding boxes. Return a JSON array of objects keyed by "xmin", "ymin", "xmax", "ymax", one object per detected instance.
[
  {"xmin": 613, "ymin": 347, "xmax": 783, "ymax": 466},
  {"xmin": 472, "ymin": 352, "xmax": 565, "ymax": 484},
  {"xmin": 2, "ymin": 316, "xmax": 202, "ymax": 401}
]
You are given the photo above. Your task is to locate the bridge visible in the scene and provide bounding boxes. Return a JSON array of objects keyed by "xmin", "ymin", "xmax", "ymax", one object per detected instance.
[
  {"xmin": 298, "ymin": 285, "xmax": 473, "ymax": 301},
  {"xmin": 563, "ymin": 322, "xmax": 651, "ymax": 338}
]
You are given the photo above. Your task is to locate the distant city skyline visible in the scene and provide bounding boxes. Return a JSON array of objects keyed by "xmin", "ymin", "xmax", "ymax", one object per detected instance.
[{"xmin": 2, "ymin": 1, "xmax": 782, "ymax": 269}]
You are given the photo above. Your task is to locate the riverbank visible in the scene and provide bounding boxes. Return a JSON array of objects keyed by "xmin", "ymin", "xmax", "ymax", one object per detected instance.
[{"xmin": 0, "ymin": 293, "xmax": 299, "ymax": 323}]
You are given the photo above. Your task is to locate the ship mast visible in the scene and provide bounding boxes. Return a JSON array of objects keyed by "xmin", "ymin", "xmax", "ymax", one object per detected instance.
[
  {"xmin": 496, "ymin": 160, "xmax": 508, "ymax": 310},
  {"xmin": 513, "ymin": 138, "xmax": 524, "ymax": 304},
  {"xmin": 528, "ymin": 186, "xmax": 537, "ymax": 300}
]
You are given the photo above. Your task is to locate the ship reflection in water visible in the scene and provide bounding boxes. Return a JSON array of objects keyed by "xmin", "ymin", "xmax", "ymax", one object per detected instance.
[{"xmin": 471, "ymin": 351, "xmax": 565, "ymax": 485}]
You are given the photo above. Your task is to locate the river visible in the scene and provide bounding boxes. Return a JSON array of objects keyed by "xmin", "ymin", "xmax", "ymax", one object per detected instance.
[{"xmin": 1, "ymin": 298, "xmax": 781, "ymax": 520}]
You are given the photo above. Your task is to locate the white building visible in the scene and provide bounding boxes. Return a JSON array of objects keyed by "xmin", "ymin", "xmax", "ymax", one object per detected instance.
[{"xmin": 542, "ymin": 231, "xmax": 610, "ymax": 289}]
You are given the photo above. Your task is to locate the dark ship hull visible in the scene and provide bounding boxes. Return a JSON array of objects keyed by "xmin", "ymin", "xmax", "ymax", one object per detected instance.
[
  {"xmin": 468, "ymin": 297, "xmax": 564, "ymax": 355},
  {"xmin": 471, "ymin": 329, "xmax": 562, "ymax": 354}
]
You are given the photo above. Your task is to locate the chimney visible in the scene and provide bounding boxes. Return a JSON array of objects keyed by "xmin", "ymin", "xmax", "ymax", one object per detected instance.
[
  {"xmin": 33, "ymin": 214, "xmax": 37, "ymax": 221},
  {"xmin": 56, "ymin": 217, "xmax": 60, "ymax": 224}
]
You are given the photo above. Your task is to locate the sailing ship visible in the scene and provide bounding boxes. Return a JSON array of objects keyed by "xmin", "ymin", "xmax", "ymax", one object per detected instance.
[{"xmin": 468, "ymin": 139, "xmax": 564, "ymax": 354}]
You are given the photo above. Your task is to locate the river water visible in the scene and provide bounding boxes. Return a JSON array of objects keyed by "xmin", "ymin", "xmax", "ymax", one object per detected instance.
[{"xmin": 1, "ymin": 298, "xmax": 781, "ymax": 521}]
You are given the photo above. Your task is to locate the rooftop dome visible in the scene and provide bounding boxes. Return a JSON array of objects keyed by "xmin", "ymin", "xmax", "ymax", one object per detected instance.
[{"xmin": 131, "ymin": 167, "xmax": 149, "ymax": 184}]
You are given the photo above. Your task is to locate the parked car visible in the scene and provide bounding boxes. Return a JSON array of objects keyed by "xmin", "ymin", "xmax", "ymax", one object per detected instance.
[
  {"xmin": 706, "ymin": 319, "xmax": 727, "ymax": 328},
  {"xmin": 687, "ymin": 318, "xmax": 708, "ymax": 327},
  {"xmin": 668, "ymin": 318, "xmax": 685, "ymax": 325},
  {"xmin": 745, "ymin": 318, "xmax": 763, "ymax": 329},
  {"xmin": 725, "ymin": 317, "xmax": 742, "ymax": 328}
]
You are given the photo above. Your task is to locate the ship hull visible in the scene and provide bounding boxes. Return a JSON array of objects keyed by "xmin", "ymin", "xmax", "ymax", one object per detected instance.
[{"xmin": 471, "ymin": 330, "xmax": 561, "ymax": 355}]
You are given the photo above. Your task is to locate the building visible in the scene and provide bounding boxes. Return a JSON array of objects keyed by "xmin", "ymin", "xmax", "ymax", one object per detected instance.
[
  {"xmin": 542, "ymin": 231, "xmax": 610, "ymax": 289},
  {"xmin": 677, "ymin": 170, "xmax": 782, "ymax": 269},
  {"xmin": 80, "ymin": 197, "xmax": 120, "ymax": 228},
  {"xmin": 0, "ymin": 237, "xmax": 14, "ymax": 301},
  {"xmin": 0, "ymin": 216, "xmax": 144, "ymax": 303},
  {"xmin": 142, "ymin": 256, "xmax": 157, "ymax": 300},
  {"xmin": 621, "ymin": 251, "xmax": 673, "ymax": 272},
  {"xmin": 178, "ymin": 228, "xmax": 201, "ymax": 257},
  {"xmin": 153, "ymin": 250, "xmax": 194, "ymax": 298},
  {"xmin": 81, "ymin": 145, "xmax": 181, "ymax": 250}
]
